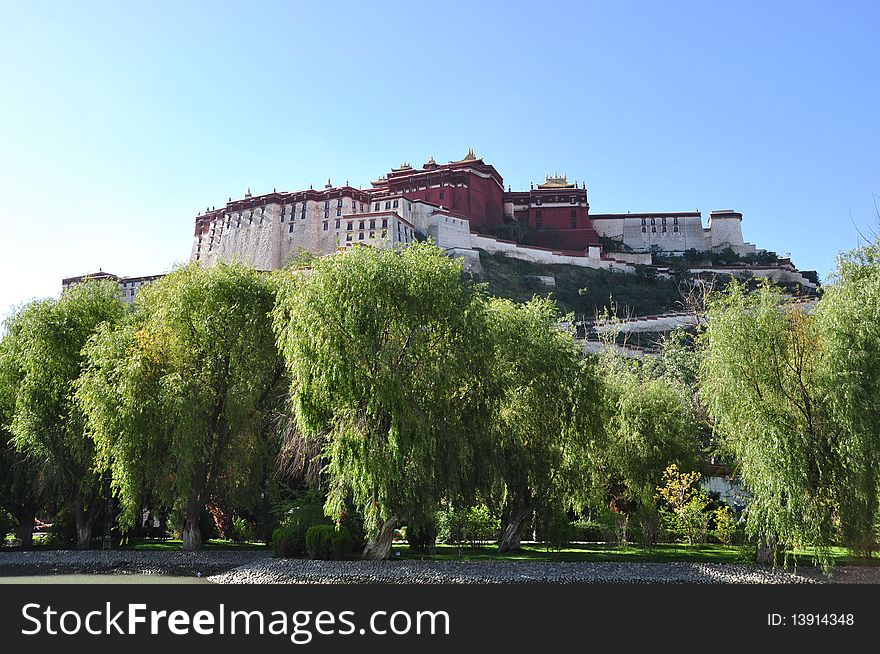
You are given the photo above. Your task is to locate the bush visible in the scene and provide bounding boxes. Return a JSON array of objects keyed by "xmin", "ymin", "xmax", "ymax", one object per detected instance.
[
  {"xmin": 305, "ymin": 524, "xmax": 353, "ymax": 560},
  {"xmin": 656, "ymin": 464, "xmax": 711, "ymax": 544},
  {"xmin": 273, "ymin": 492, "xmax": 331, "ymax": 556},
  {"xmin": 437, "ymin": 505, "xmax": 500, "ymax": 548},
  {"xmin": 545, "ymin": 511, "xmax": 570, "ymax": 551},
  {"xmin": 45, "ymin": 508, "xmax": 77, "ymax": 547},
  {"xmin": 712, "ymin": 505, "xmax": 737, "ymax": 545},
  {"xmin": 229, "ymin": 516, "xmax": 253, "ymax": 544},
  {"xmin": 272, "ymin": 525, "xmax": 299, "ymax": 558}
]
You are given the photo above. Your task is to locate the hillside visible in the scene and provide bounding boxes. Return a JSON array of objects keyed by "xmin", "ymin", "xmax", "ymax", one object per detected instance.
[{"xmin": 475, "ymin": 251, "xmax": 685, "ymax": 319}]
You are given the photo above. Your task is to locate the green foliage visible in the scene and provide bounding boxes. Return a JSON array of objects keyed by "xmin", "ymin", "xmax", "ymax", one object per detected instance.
[
  {"xmin": 544, "ymin": 509, "xmax": 571, "ymax": 551},
  {"xmin": 484, "ymin": 296, "xmax": 604, "ymax": 550},
  {"xmin": 272, "ymin": 524, "xmax": 300, "ymax": 558},
  {"xmin": 77, "ymin": 263, "xmax": 284, "ymax": 549},
  {"xmin": 436, "ymin": 505, "xmax": 500, "ymax": 547},
  {"xmin": 273, "ymin": 243, "xmax": 495, "ymax": 544},
  {"xmin": 492, "ymin": 219, "xmax": 530, "ymax": 243},
  {"xmin": 815, "ymin": 242, "xmax": 880, "ymax": 552},
  {"xmin": 656, "ymin": 464, "xmax": 711, "ymax": 545},
  {"xmin": 596, "ymin": 359, "xmax": 699, "ymax": 544},
  {"xmin": 305, "ymin": 524, "xmax": 353, "ymax": 560},
  {"xmin": 229, "ymin": 516, "xmax": 253, "ymax": 543},
  {"xmin": 699, "ymin": 281, "xmax": 848, "ymax": 564},
  {"xmin": 713, "ymin": 505, "xmax": 737, "ymax": 545},
  {"xmin": 4, "ymin": 280, "xmax": 125, "ymax": 547},
  {"xmin": 274, "ymin": 491, "xmax": 331, "ymax": 556},
  {"xmin": 477, "ymin": 251, "xmax": 683, "ymax": 318}
]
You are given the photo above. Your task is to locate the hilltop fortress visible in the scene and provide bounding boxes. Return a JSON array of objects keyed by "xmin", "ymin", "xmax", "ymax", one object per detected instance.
[
  {"xmin": 191, "ymin": 149, "xmax": 790, "ymax": 279},
  {"xmin": 65, "ymin": 150, "xmax": 816, "ymax": 303}
]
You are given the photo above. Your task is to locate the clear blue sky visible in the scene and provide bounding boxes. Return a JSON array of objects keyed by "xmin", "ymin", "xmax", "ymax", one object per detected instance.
[{"xmin": 1, "ymin": 1, "xmax": 878, "ymax": 320}]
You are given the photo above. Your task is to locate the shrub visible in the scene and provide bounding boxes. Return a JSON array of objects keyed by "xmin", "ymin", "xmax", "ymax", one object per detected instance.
[
  {"xmin": 229, "ymin": 516, "xmax": 253, "ymax": 544},
  {"xmin": 437, "ymin": 505, "xmax": 500, "ymax": 548},
  {"xmin": 273, "ymin": 492, "xmax": 331, "ymax": 556},
  {"xmin": 656, "ymin": 464, "xmax": 711, "ymax": 544},
  {"xmin": 712, "ymin": 505, "xmax": 737, "ymax": 545},
  {"xmin": 545, "ymin": 511, "xmax": 571, "ymax": 551},
  {"xmin": 305, "ymin": 524, "xmax": 353, "ymax": 560},
  {"xmin": 272, "ymin": 525, "xmax": 299, "ymax": 558}
]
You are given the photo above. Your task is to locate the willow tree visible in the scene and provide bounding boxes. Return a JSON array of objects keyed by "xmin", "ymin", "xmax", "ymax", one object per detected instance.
[
  {"xmin": 815, "ymin": 242, "xmax": 880, "ymax": 552},
  {"xmin": 273, "ymin": 243, "xmax": 494, "ymax": 560},
  {"xmin": 78, "ymin": 263, "xmax": 283, "ymax": 550},
  {"xmin": 597, "ymin": 360, "xmax": 698, "ymax": 545},
  {"xmin": 484, "ymin": 297, "xmax": 603, "ymax": 552},
  {"xmin": 6, "ymin": 282, "xmax": 124, "ymax": 548},
  {"xmin": 699, "ymin": 281, "xmax": 839, "ymax": 564},
  {"xmin": 0, "ymin": 323, "xmax": 49, "ymax": 547}
]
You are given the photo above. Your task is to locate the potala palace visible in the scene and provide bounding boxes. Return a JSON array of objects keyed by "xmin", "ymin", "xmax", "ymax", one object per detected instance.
[
  {"xmin": 63, "ymin": 150, "xmax": 817, "ymax": 299},
  {"xmin": 188, "ymin": 149, "xmax": 812, "ymax": 287}
]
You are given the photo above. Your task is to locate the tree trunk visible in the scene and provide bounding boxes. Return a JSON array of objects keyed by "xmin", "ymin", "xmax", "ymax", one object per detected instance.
[
  {"xmin": 756, "ymin": 533, "xmax": 783, "ymax": 566},
  {"xmin": 498, "ymin": 504, "xmax": 531, "ymax": 553},
  {"xmin": 14, "ymin": 508, "xmax": 36, "ymax": 549},
  {"xmin": 641, "ymin": 512, "xmax": 658, "ymax": 546},
  {"xmin": 74, "ymin": 501, "xmax": 94, "ymax": 550},
  {"xmin": 363, "ymin": 517, "xmax": 399, "ymax": 560},
  {"xmin": 182, "ymin": 498, "xmax": 202, "ymax": 551}
]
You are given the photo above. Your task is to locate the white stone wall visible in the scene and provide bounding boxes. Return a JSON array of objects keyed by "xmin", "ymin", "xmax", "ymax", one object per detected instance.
[
  {"xmin": 428, "ymin": 213, "xmax": 472, "ymax": 250},
  {"xmin": 469, "ymin": 234, "xmax": 634, "ymax": 273},
  {"xmin": 592, "ymin": 214, "xmax": 709, "ymax": 253}
]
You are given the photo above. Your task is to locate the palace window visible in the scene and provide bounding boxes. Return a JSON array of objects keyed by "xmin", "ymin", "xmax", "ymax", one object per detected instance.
[
  {"xmin": 335, "ymin": 219, "xmax": 341, "ymax": 229},
  {"xmin": 369, "ymin": 219, "xmax": 375, "ymax": 229},
  {"xmin": 673, "ymin": 217, "xmax": 679, "ymax": 225},
  {"xmin": 359, "ymin": 221, "xmax": 365, "ymax": 229},
  {"xmin": 662, "ymin": 225, "xmax": 667, "ymax": 233},
  {"xmin": 324, "ymin": 209, "xmax": 329, "ymax": 218},
  {"xmin": 381, "ymin": 218, "xmax": 387, "ymax": 229},
  {"xmin": 385, "ymin": 201, "xmax": 391, "ymax": 210},
  {"xmin": 393, "ymin": 200, "xmax": 399, "ymax": 208},
  {"xmin": 337, "ymin": 199, "xmax": 343, "ymax": 207},
  {"xmin": 652, "ymin": 226, "xmax": 656, "ymax": 233},
  {"xmin": 347, "ymin": 222, "xmax": 353, "ymax": 231},
  {"xmin": 650, "ymin": 218, "xmax": 655, "ymax": 225},
  {"xmin": 674, "ymin": 225, "xmax": 679, "ymax": 233},
  {"xmin": 382, "ymin": 230, "xmax": 387, "ymax": 237},
  {"xmin": 289, "ymin": 224, "xmax": 294, "ymax": 233},
  {"xmin": 346, "ymin": 233, "xmax": 352, "ymax": 242},
  {"xmin": 641, "ymin": 226, "xmax": 646, "ymax": 233},
  {"xmin": 570, "ymin": 197, "xmax": 576, "ymax": 204},
  {"xmin": 375, "ymin": 203, "xmax": 380, "ymax": 211},
  {"xmin": 359, "ymin": 232, "xmax": 365, "ymax": 240},
  {"xmin": 535, "ymin": 198, "xmax": 542, "ymax": 206},
  {"xmin": 323, "ymin": 221, "xmax": 328, "ymax": 231},
  {"xmin": 662, "ymin": 218, "xmax": 667, "ymax": 225},
  {"xmin": 325, "ymin": 200, "xmax": 330, "ymax": 209},
  {"xmin": 369, "ymin": 231, "xmax": 375, "ymax": 238}
]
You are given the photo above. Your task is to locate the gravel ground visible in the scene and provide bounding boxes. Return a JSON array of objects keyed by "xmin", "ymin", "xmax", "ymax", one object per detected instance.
[
  {"xmin": 0, "ymin": 549, "xmax": 269, "ymax": 578},
  {"xmin": 2, "ymin": 550, "xmax": 879, "ymax": 583}
]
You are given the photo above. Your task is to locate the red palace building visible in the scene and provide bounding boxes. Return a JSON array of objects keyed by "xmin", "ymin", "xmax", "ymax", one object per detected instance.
[{"xmin": 369, "ymin": 149, "xmax": 598, "ymax": 251}]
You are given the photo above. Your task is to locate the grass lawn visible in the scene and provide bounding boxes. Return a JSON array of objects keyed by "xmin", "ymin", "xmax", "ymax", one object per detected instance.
[
  {"xmin": 392, "ymin": 542, "xmax": 880, "ymax": 567},
  {"xmin": 130, "ymin": 539, "xmax": 269, "ymax": 551}
]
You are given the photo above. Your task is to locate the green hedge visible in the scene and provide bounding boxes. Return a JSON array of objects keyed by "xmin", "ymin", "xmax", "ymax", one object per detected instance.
[{"xmin": 305, "ymin": 524, "xmax": 353, "ymax": 560}]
